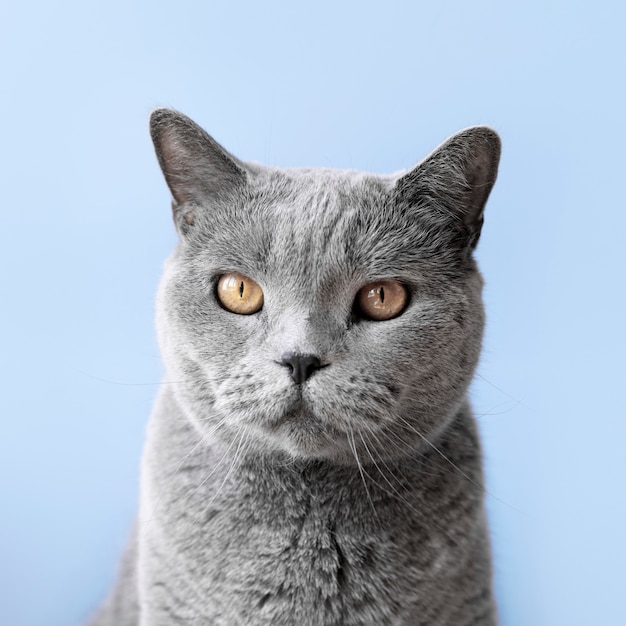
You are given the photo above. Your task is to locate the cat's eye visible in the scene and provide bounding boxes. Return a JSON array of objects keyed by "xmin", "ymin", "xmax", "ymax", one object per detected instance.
[
  {"xmin": 217, "ymin": 273, "xmax": 264, "ymax": 315},
  {"xmin": 356, "ymin": 280, "xmax": 408, "ymax": 321}
]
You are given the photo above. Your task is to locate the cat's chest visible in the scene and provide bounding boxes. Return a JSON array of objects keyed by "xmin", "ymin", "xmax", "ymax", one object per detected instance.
[{"xmin": 142, "ymin": 458, "xmax": 468, "ymax": 625}]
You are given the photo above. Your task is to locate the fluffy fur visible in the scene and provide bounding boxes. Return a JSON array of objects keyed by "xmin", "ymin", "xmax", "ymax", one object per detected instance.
[{"xmin": 89, "ymin": 109, "xmax": 501, "ymax": 625}]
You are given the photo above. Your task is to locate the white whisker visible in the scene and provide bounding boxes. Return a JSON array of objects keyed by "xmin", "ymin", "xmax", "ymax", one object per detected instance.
[
  {"xmin": 394, "ymin": 415, "xmax": 523, "ymax": 514},
  {"xmin": 193, "ymin": 425, "xmax": 252, "ymax": 527},
  {"xmin": 346, "ymin": 424, "xmax": 380, "ymax": 524},
  {"xmin": 139, "ymin": 414, "xmax": 231, "ymax": 533}
]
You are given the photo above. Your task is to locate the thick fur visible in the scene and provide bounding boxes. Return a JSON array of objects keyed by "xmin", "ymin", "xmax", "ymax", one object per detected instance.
[{"xmin": 89, "ymin": 110, "xmax": 501, "ymax": 626}]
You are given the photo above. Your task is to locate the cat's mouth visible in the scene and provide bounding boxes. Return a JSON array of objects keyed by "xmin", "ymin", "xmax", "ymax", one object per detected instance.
[
  {"xmin": 256, "ymin": 394, "xmax": 355, "ymax": 461},
  {"xmin": 266, "ymin": 394, "xmax": 315, "ymax": 428}
]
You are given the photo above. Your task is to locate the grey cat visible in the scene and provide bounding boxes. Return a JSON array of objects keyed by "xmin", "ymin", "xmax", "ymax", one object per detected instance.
[{"xmin": 89, "ymin": 109, "xmax": 501, "ymax": 626}]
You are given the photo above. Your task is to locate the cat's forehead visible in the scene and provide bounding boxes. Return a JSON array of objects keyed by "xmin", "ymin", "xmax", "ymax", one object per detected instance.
[
  {"xmin": 265, "ymin": 172, "xmax": 375, "ymax": 281},
  {"xmin": 188, "ymin": 166, "xmax": 457, "ymax": 286},
  {"xmin": 196, "ymin": 170, "xmax": 388, "ymax": 272},
  {"xmin": 255, "ymin": 167, "xmax": 389, "ymax": 222}
]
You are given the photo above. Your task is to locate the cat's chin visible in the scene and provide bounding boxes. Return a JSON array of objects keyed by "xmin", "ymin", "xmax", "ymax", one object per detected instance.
[
  {"xmin": 268, "ymin": 434, "xmax": 356, "ymax": 465},
  {"xmin": 255, "ymin": 399, "xmax": 355, "ymax": 464}
]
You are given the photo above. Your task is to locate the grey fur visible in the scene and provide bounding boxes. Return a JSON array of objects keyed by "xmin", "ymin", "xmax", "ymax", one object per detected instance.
[{"xmin": 89, "ymin": 109, "xmax": 501, "ymax": 625}]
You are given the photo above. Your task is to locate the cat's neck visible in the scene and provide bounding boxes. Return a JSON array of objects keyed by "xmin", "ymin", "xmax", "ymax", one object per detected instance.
[{"xmin": 141, "ymin": 386, "xmax": 485, "ymax": 532}]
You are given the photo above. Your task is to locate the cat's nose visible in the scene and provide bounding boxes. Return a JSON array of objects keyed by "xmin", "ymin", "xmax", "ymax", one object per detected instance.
[{"xmin": 279, "ymin": 352, "xmax": 323, "ymax": 385}]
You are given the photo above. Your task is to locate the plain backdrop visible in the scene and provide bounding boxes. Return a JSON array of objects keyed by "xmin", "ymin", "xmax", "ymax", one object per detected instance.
[{"xmin": 1, "ymin": 1, "xmax": 624, "ymax": 625}]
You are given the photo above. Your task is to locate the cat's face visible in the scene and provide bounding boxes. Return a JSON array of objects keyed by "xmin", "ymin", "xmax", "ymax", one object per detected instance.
[{"xmin": 151, "ymin": 110, "xmax": 500, "ymax": 465}]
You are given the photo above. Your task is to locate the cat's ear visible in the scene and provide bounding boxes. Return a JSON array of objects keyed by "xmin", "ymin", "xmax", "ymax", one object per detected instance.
[
  {"xmin": 395, "ymin": 127, "xmax": 501, "ymax": 250},
  {"xmin": 149, "ymin": 108, "xmax": 247, "ymax": 229}
]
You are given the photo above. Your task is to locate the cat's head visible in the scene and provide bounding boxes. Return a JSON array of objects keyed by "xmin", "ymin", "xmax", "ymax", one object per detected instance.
[{"xmin": 150, "ymin": 109, "xmax": 500, "ymax": 465}]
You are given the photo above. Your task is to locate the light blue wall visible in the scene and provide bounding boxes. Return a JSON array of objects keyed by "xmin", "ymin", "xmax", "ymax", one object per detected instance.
[{"xmin": 1, "ymin": 2, "xmax": 624, "ymax": 624}]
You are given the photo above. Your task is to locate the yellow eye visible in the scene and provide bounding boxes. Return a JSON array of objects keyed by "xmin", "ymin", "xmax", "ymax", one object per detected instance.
[
  {"xmin": 356, "ymin": 280, "xmax": 408, "ymax": 321},
  {"xmin": 217, "ymin": 273, "xmax": 264, "ymax": 315}
]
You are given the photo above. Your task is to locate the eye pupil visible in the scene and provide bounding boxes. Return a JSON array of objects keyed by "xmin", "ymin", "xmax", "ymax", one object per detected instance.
[
  {"xmin": 239, "ymin": 281, "xmax": 244, "ymax": 298},
  {"xmin": 380, "ymin": 286, "xmax": 385, "ymax": 303}
]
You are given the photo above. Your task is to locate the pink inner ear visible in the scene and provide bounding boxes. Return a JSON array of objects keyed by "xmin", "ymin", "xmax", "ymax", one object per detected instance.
[
  {"xmin": 468, "ymin": 149, "xmax": 491, "ymax": 185},
  {"xmin": 158, "ymin": 129, "xmax": 192, "ymax": 205},
  {"xmin": 463, "ymin": 145, "xmax": 498, "ymax": 225}
]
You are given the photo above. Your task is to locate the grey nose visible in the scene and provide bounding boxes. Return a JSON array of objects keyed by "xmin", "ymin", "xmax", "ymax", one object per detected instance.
[{"xmin": 279, "ymin": 353, "xmax": 322, "ymax": 385}]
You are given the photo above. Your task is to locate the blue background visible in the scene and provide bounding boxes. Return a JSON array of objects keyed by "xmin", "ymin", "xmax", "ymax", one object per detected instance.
[{"xmin": 1, "ymin": 1, "xmax": 624, "ymax": 624}]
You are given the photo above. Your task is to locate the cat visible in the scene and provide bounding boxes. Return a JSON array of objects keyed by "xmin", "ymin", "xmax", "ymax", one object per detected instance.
[{"xmin": 88, "ymin": 108, "xmax": 501, "ymax": 626}]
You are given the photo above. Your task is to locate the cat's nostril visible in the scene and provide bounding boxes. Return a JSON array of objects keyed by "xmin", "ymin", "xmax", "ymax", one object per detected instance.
[{"xmin": 279, "ymin": 353, "xmax": 323, "ymax": 385}]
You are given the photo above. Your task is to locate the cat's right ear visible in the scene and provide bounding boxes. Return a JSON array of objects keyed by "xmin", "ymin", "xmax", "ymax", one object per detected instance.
[{"xmin": 149, "ymin": 108, "xmax": 247, "ymax": 231}]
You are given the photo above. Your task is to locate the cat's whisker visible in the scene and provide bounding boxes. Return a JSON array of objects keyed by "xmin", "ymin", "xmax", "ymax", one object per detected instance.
[
  {"xmin": 474, "ymin": 398, "xmax": 523, "ymax": 419},
  {"xmin": 361, "ymin": 422, "xmax": 442, "ymax": 476},
  {"xmin": 395, "ymin": 415, "xmax": 481, "ymax": 484},
  {"xmin": 192, "ymin": 425, "xmax": 252, "ymax": 530},
  {"xmin": 393, "ymin": 415, "xmax": 522, "ymax": 512},
  {"xmin": 346, "ymin": 425, "xmax": 380, "ymax": 525},
  {"xmin": 475, "ymin": 372, "xmax": 525, "ymax": 406},
  {"xmin": 358, "ymin": 426, "xmax": 493, "ymax": 541},
  {"xmin": 139, "ymin": 415, "xmax": 232, "ymax": 534},
  {"xmin": 73, "ymin": 367, "xmax": 193, "ymax": 387},
  {"xmin": 178, "ymin": 425, "xmax": 245, "ymax": 510},
  {"xmin": 172, "ymin": 417, "xmax": 230, "ymax": 473},
  {"xmin": 357, "ymin": 430, "xmax": 410, "ymax": 501},
  {"xmin": 176, "ymin": 429, "xmax": 247, "ymax": 540},
  {"xmin": 357, "ymin": 428, "xmax": 449, "ymax": 530}
]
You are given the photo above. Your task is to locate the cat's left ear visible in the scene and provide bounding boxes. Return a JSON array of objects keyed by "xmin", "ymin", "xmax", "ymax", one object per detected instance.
[{"xmin": 395, "ymin": 127, "xmax": 501, "ymax": 250}]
